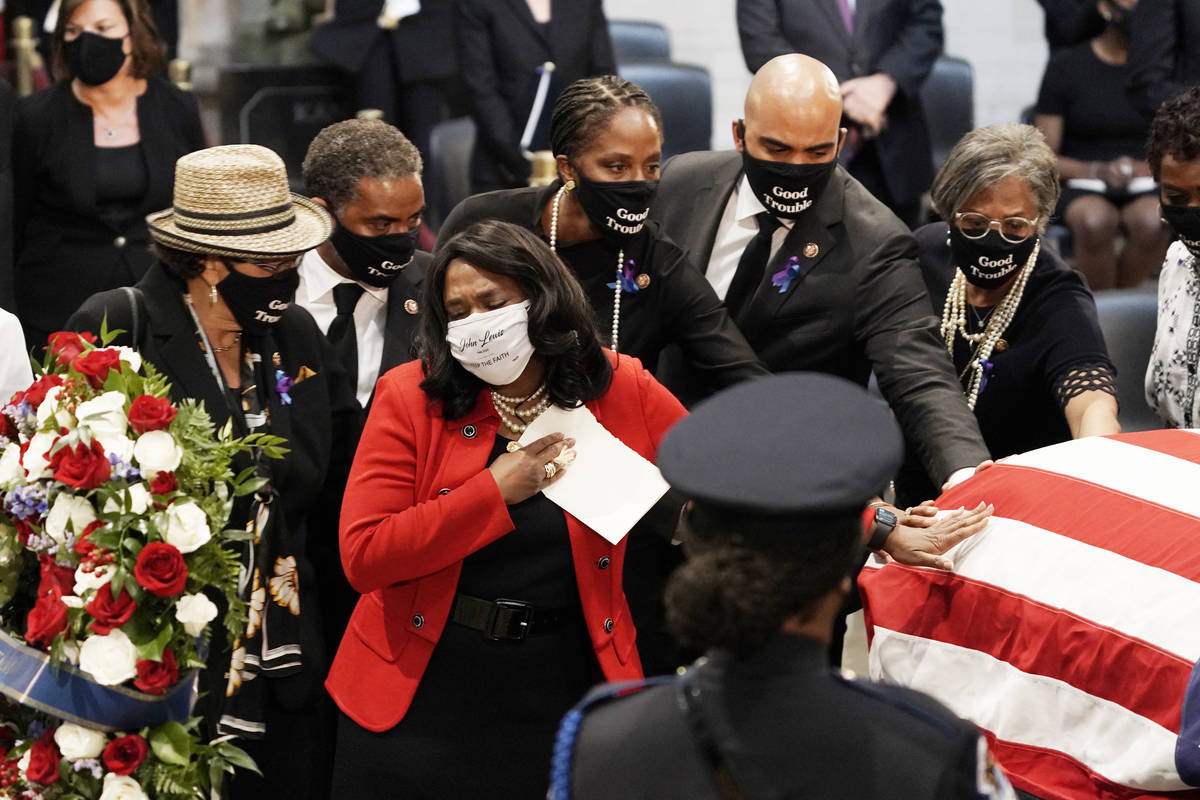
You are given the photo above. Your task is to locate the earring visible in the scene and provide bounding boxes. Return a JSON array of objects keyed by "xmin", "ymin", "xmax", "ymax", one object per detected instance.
[
  {"xmin": 946, "ymin": 233, "xmax": 952, "ymax": 247},
  {"xmin": 209, "ymin": 283, "xmax": 219, "ymax": 306},
  {"xmin": 564, "ymin": 179, "xmax": 576, "ymax": 192}
]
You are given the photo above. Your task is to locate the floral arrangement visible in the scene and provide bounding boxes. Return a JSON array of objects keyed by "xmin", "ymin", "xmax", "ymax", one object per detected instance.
[{"xmin": 0, "ymin": 328, "xmax": 285, "ymax": 798}]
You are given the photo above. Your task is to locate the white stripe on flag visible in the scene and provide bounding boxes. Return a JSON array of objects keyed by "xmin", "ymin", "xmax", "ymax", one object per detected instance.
[
  {"xmin": 869, "ymin": 626, "xmax": 1186, "ymax": 791},
  {"xmin": 932, "ymin": 516, "xmax": 1200, "ymax": 662},
  {"xmin": 1003, "ymin": 434, "xmax": 1200, "ymax": 519}
]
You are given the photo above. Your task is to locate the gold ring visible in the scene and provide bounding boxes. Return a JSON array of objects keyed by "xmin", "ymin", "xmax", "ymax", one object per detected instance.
[{"xmin": 544, "ymin": 462, "xmax": 557, "ymax": 479}]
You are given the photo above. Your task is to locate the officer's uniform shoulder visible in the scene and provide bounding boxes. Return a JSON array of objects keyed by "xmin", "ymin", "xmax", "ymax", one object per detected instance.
[{"xmin": 834, "ymin": 670, "xmax": 981, "ymax": 742}]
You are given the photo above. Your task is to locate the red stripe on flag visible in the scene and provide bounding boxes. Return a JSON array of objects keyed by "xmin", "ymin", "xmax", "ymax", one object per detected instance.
[
  {"xmin": 935, "ymin": 464, "xmax": 1200, "ymax": 582},
  {"xmin": 987, "ymin": 735, "xmax": 1200, "ymax": 800},
  {"xmin": 861, "ymin": 565, "xmax": 1191, "ymax": 731},
  {"xmin": 1103, "ymin": 430, "xmax": 1200, "ymax": 467}
]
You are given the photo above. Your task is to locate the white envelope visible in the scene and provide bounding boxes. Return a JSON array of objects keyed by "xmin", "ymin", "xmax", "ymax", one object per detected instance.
[{"xmin": 518, "ymin": 405, "xmax": 669, "ymax": 544}]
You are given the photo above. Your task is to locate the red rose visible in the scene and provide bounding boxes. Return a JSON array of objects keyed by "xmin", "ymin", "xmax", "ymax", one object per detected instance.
[
  {"xmin": 75, "ymin": 520, "xmax": 106, "ymax": 557},
  {"xmin": 148, "ymin": 472, "xmax": 178, "ymax": 496},
  {"xmin": 49, "ymin": 439, "xmax": 111, "ymax": 489},
  {"xmin": 101, "ymin": 734, "xmax": 148, "ymax": 775},
  {"xmin": 133, "ymin": 648, "xmax": 177, "ymax": 695},
  {"xmin": 0, "ymin": 412, "xmax": 17, "ymax": 442},
  {"xmin": 14, "ymin": 517, "xmax": 34, "ymax": 545},
  {"xmin": 72, "ymin": 348, "xmax": 121, "ymax": 389},
  {"xmin": 25, "ymin": 730, "xmax": 59, "ymax": 785},
  {"xmin": 86, "ymin": 582, "xmax": 137, "ymax": 635},
  {"xmin": 46, "ymin": 331, "xmax": 96, "ymax": 366},
  {"xmin": 25, "ymin": 589, "xmax": 68, "ymax": 647},
  {"xmin": 38, "ymin": 555, "xmax": 75, "ymax": 597},
  {"xmin": 127, "ymin": 394, "xmax": 177, "ymax": 435},
  {"xmin": 133, "ymin": 543, "xmax": 187, "ymax": 597},
  {"xmin": 21, "ymin": 374, "xmax": 64, "ymax": 409}
]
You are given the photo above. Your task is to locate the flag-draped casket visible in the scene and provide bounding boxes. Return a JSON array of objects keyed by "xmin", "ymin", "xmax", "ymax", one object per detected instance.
[{"xmin": 860, "ymin": 430, "xmax": 1200, "ymax": 800}]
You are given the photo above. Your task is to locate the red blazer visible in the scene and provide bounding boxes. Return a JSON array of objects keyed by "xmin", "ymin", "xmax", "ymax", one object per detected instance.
[{"xmin": 326, "ymin": 353, "xmax": 687, "ymax": 732}]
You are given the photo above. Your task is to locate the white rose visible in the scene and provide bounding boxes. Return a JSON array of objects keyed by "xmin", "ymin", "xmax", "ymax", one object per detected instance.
[
  {"xmin": 174, "ymin": 593, "xmax": 218, "ymax": 636},
  {"xmin": 45, "ymin": 493, "xmax": 98, "ymax": 545},
  {"xmin": 54, "ymin": 722, "xmax": 107, "ymax": 760},
  {"xmin": 78, "ymin": 630, "xmax": 138, "ymax": 686},
  {"xmin": 132, "ymin": 430, "xmax": 182, "ymax": 477},
  {"xmin": 17, "ymin": 750, "xmax": 29, "ymax": 774},
  {"xmin": 162, "ymin": 501, "xmax": 211, "ymax": 554},
  {"xmin": 75, "ymin": 391, "xmax": 127, "ymax": 441},
  {"xmin": 22, "ymin": 431, "xmax": 58, "ymax": 479},
  {"xmin": 74, "ymin": 564, "xmax": 111, "ymax": 597},
  {"xmin": 115, "ymin": 347, "xmax": 142, "ymax": 374},
  {"xmin": 62, "ymin": 595, "xmax": 85, "ymax": 608},
  {"xmin": 0, "ymin": 443, "xmax": 24, "ymax": 488},
  {"xmin": 99, "ymin": 772, "xmax": 149, "ymax": 800},
  {"xmin": 103, "ymin": 483, "xmax": 150, "ymax": 516},
  {"xmin": 35, "ymin": 385, "xmax": 70, "ymax": 429}
]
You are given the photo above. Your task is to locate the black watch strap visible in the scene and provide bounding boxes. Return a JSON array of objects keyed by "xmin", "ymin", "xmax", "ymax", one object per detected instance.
[{"xmin": 867, "ymin": 507, "xmax": 897, "ymax": 551}]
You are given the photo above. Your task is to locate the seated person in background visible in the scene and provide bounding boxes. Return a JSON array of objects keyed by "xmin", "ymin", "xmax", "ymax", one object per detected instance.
[
  {"xmin": 326, "ymin": 220, "xmax": 687, "ymax": 799},
  {"xmin": 14, "ymin": 0, "xmax": 205, "ymax": 347},
  {"xmin": 896, "ymin": 124, "xmax": 1120, "ymax": 504},
  {"xmin": 1145, "ymin": 87, "xmax": 1200, "ymax": 428},
  {"xmin": 555, "ymin": 373, "xmax": 1014, "ymax": 800},
  {"xmin": 1125, "ymin": 0, "xmax": 1200, "ymax": 120},
  {"xmin": 298, "ymin": 117, "xmax": 429, "ymax": 707},
  {"xmin": 1036, "ymin": 0, "xmax": 1104, "ymax": 50},
  {"xmin": 1034, "ymin": 0, "xmax": 1170, "ymax": 290}
]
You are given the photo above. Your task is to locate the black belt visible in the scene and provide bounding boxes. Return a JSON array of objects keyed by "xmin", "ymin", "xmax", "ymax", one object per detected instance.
[{"xmin": 450, "ymin": 594, "xmax": 579, "ymax": 641}]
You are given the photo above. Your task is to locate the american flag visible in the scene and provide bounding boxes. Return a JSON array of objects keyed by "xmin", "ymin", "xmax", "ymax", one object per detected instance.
[{"xmin": 860, "ymin": 430, "xmax": 1200, "ymax": 800}]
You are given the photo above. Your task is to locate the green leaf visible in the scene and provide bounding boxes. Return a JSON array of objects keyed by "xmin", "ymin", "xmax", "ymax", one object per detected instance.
[
  {"xmin": 215, "ymin": 741, "xmax": 261, "ymax": 775},
  {"xmin": 149, "ymin": 721, "xmax": 192, "ymax": 766},
  {"xmin": 133, "ymin": 619, "xmax": 174, "ymax": 661}
]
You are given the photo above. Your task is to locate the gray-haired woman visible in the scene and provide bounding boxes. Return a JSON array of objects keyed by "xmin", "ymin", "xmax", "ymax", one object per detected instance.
[{"xmin": 896, "ymin": 124, "xmax": 1120, "ymax": 503}]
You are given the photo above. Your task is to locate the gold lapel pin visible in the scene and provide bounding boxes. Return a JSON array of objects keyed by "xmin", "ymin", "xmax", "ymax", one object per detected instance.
[
  {"xmin": 804, "ymin": 243, "xmax": 819, "ymax": 258},
  {"xmin": 635, "ymin": 274, "xmax": 651, "ymax": 290},
  {"xmin": 404, "ymin": 299, "xmax": 419, "ymax": 315},
  {"xmin": 995, "ymin": 339, "xmax": 1008, "ymax": 352}
]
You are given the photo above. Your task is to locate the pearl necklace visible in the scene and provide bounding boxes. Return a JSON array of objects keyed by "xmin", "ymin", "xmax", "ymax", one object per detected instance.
[
  {"xmin": 939, "ymin": 240, "xmax": 1040, "ymax": 411},
  {"xmin": 549, "ymin": 182, "xmax": 622, "ymax": 352},
  {"xmin": 489, "ymin": 383, "xmax": 550, "ymax": 434}
]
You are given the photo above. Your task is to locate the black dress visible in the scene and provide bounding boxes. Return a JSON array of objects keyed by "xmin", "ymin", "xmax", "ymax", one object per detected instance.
[
  {"xmin": 332, "ymin": 435, "xmax": 595, "ymax": 799},
  {"xmin": 895, "ymin": 223, "xmax": 1116, "ymax": 504}
]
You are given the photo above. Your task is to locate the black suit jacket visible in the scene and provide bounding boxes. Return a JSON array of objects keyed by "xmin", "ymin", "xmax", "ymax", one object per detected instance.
[
  {"xmin": 456, "ymin": 0, "xmax": 615, "ymax": 190},
  {"xmin": 569, "ymin": 635, "xmax": 997, "ymax": 800},
  {"xmin": 308, "ymin": 0, "xmax": 458, "ymax": 83},
  {"xmin": 13, "ymin": 77, "xmax": 205, "ymax": 347},
  {"xmin": 1126, "ymin": 0, "xmax": 1200, "ymax": 119},
  {"xmin": 651, "ymin": 150, "xmax": 986, "ymax": 486},
  {"xmin": 0, "ymin": 78, "xmax": 14, "ymax": 313},
  {"xmin": 736, "ymin": 0, "xmax": 942, "ymax": 205}
]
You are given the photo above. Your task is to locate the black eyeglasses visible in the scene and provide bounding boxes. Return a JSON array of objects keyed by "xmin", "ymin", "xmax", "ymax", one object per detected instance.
[{"xmin": 953, "ymin": 212, "xmax": 1039, "ymax": 244}]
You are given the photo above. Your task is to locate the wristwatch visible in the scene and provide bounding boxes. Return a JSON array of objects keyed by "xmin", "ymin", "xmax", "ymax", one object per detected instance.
[{"xmin": 867, "ymin": 507, "xmax": 898, "ymax": 552}]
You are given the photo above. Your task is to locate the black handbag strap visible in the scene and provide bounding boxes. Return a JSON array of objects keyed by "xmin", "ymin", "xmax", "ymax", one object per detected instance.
[{"xmin": 120, "ymin": 286, "xmax": 145, "ymax": 344}]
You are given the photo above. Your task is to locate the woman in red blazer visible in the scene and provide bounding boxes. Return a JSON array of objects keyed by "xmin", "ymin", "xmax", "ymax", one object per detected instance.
[{"xmin": 326, "ymin": 219, "xmax": 686, "ymax": 797}]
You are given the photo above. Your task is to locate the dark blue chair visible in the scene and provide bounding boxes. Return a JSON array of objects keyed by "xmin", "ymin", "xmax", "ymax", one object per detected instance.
[
  {"xmin": 426, "ymin": 116, "xmax": 476, "ymax": 232},
  {"xmin": 618, "ymin": 61, "xmax": 713, "ymax": 159},
  {"xmin": 919, "ymin": 55, "xmax": 974, "ymax": 173},
  {"xmin": 608, "ymin": 20, "xmax": 671, "ymax": 65},
  {"xmin": 1093, "ymin": 286, "xmax": 1160, "ymax": 432}
]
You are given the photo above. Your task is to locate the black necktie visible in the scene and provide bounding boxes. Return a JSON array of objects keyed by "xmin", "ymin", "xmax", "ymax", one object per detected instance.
[
  {"xmin": 725, "ymin": 212, "xmax": 782, "ymax": 319},
  {"xmin": 328, "ymin": 282, "xmax": 365, "ymax": 396}
]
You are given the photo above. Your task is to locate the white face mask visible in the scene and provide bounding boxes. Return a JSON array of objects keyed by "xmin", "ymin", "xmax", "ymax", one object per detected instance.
[{"xmin": 445, "ymin": 300, "xmax": 535, "ymax": 386}]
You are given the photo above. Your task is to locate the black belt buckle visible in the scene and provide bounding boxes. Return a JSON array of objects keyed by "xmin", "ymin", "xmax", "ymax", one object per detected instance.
[{"xmin": 486, "ymin": 598, "xmax": 533, "ymax": 641}]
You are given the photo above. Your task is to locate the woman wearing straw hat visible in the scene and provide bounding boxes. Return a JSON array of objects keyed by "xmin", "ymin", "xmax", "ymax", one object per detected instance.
[{"xmin": 68, "ymin": 144, "xmax": 350, "ymax": 800}]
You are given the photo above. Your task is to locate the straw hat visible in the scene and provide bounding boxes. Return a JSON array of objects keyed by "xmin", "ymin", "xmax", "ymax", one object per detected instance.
[{"xmin": 147, "ymin": 144, "xmax": 332, "ymax": 259}]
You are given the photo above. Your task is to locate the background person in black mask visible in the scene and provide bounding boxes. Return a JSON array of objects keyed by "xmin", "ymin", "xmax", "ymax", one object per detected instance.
[
  {"xmin": 14, "ymin": 0, "xmax": 204, "ymax": 349},
  {"xmin": 440, "ymin": 74, "xmax": 767, "ymax": 676},
  {"xmin": 895, "ymin": 124, "xmax": 1119, "ymax": 505},
  {"xmin": 67, "ymin": 143, "xmax": 350, "ymax": 800},
  {"xmin": 1144, "ymin": 87, "xmax": 1200, "ymax": 428},
  {"xmin": 297, "ymin": 117, "xmax": 428, "ymax": 674},
  {"xmin": 652, "ymin": 54, "xmax": 988, "ymax": 507}
]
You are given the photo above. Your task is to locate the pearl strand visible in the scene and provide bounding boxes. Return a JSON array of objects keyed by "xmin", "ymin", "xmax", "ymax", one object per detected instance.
[
  {"xmin": 490, "ymin": 383, "xmax": 550, "ymax": 434},
  {"xmin": 549, "ymin": 182, "xmax": 622, "ymax": 352},
  {"xmin": 940, "ymin": 240, "xmax": 1040, "ymax": 411}
]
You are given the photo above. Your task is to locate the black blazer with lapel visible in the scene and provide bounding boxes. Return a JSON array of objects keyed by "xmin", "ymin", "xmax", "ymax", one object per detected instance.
[
  {"xmin": 456, "ymin": 0, "xmax": 615, "ymax": 189},
  {"xmin": 308, "ymin": 0, "xmax": 459, "ymax": 84},
  {"xmin": 13, "ymin": 77, "xmax": 206, "ymax": 347},
  {"xmin": 651, "ymin": 150, "xmax": 987, "ymax": 486},
  {"xmin": 736, "ymin": 0, "xmax": 942, "ymax": 205}
]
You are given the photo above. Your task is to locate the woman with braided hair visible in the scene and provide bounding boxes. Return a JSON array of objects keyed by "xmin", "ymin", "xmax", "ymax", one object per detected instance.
[
  {"xmin": 895, "ymin": 124, "xmax": 1120, "ymax": 505},
  {"xmin": 440, "ymin": 74, "xmax": 766, "ymax": 675}
]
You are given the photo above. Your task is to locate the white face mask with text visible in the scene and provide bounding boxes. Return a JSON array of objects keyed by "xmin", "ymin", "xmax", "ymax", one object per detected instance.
[{"xmin": 445, "ymin": 301, "xmax": 535, "ymax": 386}]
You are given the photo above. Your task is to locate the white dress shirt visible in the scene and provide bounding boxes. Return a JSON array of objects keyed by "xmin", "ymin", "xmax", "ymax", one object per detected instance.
[
  {"xmin": 0, "ymin": 309, "xmax": 33, "ymax": 402},
  {"xmin": 296, "ymin": 249, "xmax": 389, "ymax": 407},
  {"xmin": 705, "ymin": 175, "xmax": 795, "ymax": 300}
]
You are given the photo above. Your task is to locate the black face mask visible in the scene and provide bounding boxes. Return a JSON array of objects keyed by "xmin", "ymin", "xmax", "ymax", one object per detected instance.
[
  {"xmin": 571, "ymin": 172, "xmax": 658, "ymax": 243},
  {"xmin": 949, "ymin": 227, "xmax": 1038, "ymax": 289},
  {"xmin": 217, "ymin": 266, "xmax": 301, "ymax": 335},
  {"xmin": 1162, "ymin": 204, "xmax": 1200, "ymax": 259},
  {"xmin": 329, "ymin": 223, "xmax": 418, "ymax": 288},
  {"xmin": 64, "ymin": 31, "xmax": 128, "ymax": 87}
]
